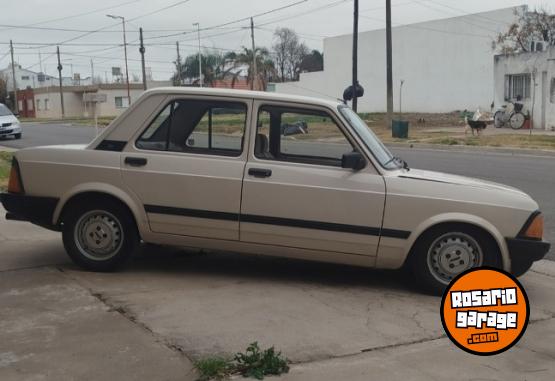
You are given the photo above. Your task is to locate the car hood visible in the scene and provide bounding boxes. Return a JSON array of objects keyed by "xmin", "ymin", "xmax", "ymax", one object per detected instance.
[
  {"xmin": 399, "ymin": 168, "xmax": 527, "ymax": 196},
  {"xmin": 0, "ymin": 114, "xmax": 19, "ymax": 124}
]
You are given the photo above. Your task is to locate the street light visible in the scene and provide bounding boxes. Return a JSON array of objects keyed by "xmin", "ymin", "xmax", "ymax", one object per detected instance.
[
  {"xmin": 107, "ymin": 14, "xmax": 131, "ymax": 105},
  {"xmin": 192, "ymin": 22, "xmax": 202, "ymax": 87}
]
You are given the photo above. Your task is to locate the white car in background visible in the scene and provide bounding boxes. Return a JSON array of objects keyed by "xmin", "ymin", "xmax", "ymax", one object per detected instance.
[
  {"xmin": 0, "ymin": 88, "xmax": 550, "ymax": 293},
  {"xmin": 0, "ymin": 103, "xmax": 22, "ymax": 139}
]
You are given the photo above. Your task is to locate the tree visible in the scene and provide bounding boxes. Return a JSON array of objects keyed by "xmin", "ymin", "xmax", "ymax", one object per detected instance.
[
  {"xmin": 172, "ymin": 51, "xmax": 232, "ymax": 86},
  {"xmin": 227, "ymin": 47, "xmax": 277, "ymax": 90},
  {"xmin": 272, "ymin": 28, "xmax": 309, "ymax": 81},
  {"xmin": 0, "ymin": 74, "xmax": 8, "ymax": 105},
  {"xmin": 494, "ymin": 7, "xmax": 555, "ymax": 53},
  {"xmin": 299, "ymin": 49, "xmax": 323, "ymax": 73}
]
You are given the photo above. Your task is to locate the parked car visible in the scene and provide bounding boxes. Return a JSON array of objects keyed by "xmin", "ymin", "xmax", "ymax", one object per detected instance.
[
  {"xmin": 0, "ymin": 103, "xmax": 22, "ymax": 139},
  {"xmin": 0, "ymin": 88, "xmax": 549, "ymax": 292}
]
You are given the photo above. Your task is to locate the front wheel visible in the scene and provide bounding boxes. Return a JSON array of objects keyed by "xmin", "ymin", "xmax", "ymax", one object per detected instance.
[
  {"xmin": 409, "ymin": 225, "xmax": 501, "ymax": 294},
  {"xmin": 509, "ymin": 112, "xmax": 525, "ymax": 129},
  {"xmin": 62, "ymin": 200, "xmax": 139, "ymax": 271}
]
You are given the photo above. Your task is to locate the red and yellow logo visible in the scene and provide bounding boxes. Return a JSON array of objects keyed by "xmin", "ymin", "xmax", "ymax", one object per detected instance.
[{"xmin": 440, "ymin": 267, "xmax": 529, "ymax": 355}]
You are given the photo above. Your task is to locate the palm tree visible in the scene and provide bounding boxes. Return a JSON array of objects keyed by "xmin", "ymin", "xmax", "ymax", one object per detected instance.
[{"xmin": 231, "ymin": 47, "xmax": 277, "ymax": 91}]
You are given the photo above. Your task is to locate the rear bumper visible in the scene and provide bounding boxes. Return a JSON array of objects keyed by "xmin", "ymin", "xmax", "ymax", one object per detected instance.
[
  {"xmin": 0, "ymin": 193, "xmax": 59, "ymax": 230},
  {"xmin": 506, "ymin": 237, "xmax": 550, "ymax": 275}
]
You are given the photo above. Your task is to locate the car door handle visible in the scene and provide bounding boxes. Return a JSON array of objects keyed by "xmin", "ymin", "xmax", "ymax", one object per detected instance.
[
  {"xmin": 125, "ymin": 157, "xmax": 148, "ymax": 166},
  {"xmin": 248, "ymin": 168, "xmax": 272, "ymax": 178}
]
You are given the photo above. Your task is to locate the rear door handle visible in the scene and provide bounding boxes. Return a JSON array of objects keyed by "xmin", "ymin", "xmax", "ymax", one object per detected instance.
[
  {"xmin": 125, "ymin": 157, "xmax": 148, "ymax": 166},
  {"xmin": 248, "ymin": 168, "xmax": 272, "ymax": 178}
]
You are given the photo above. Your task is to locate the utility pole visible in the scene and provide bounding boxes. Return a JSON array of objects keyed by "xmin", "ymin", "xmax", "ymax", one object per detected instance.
[
  {"xmin": 352, "ymin": 0, "xmax": 359, "ymax": 111},
  {"xmin": 193, "ymin": 22, "xmax": 202, "ymax": 87},
  {"xmin": 176, "ymin": 41, "xmax": 182, "ymax": 86},
  {"xmin": 90, "ymin": 59, "xmax": 95, "ymax": 84},
  {"xmin": 56, "ymin": 46, "xmax": 65, "ymax": 118},
  {"xmin": 107, "ymin": 14, "xmax": 131, "ymax": 103},
  {"xmin": 385, "ymin": 0, "xmax": 394, "ymax": 129},
  {"xmin": 250, "ymin": 17, "xmax": 258, "ymax": 91},
  {"xmin": 139, "ymin": 27, "xmax": 147, "ymax": 90},
  {"xmin": 9, "ymin": 40, "xmax": 18, "ymax": 114}
]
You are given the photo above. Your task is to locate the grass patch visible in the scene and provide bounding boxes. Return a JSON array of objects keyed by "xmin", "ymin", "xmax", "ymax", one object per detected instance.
[
  {"xmin": 194, "ymin": 342, "xmax": 289, "ymax": 381},
  {"xmin": 0, "ymin": 151, "xmax": 13, "ymax": 191}
]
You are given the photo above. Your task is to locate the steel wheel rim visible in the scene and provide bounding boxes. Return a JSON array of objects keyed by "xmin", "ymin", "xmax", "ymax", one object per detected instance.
[
  {"xmin": 510, "ymin": 113, "xmax": 525, "ymax": 129},
  {"xmin": 426, "ymin": 232, "xmax": 483, "ymax": 284},
  {"xmin": 74, "ymin": 210, "xmax": 124, "ymax": 261}
]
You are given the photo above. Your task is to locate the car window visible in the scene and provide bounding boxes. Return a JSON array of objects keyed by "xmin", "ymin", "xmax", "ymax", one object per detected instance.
[
  {"xmin": 137, "ymin": 100, "xmax": 247, "ymax": 156},
  {"xmin": 0, "ymin": 104, "xmax": 13, "ymax": 116},
  {"xmin": 255, "ymin": 105, "xmax": 354, "ymax": 166}
]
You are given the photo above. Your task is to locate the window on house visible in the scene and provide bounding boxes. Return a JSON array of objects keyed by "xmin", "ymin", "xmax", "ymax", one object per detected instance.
[
  {"xmin": 44, "ymin": 99, "xmax": 49, "ymax": 110},
  {"xmin": 36, "ymin": 99, "xmax": 41, "ymax": 111},
  {"xmin": 27, "ymin": 99, "xmax": 33, "ymax": 111},
  {"xmin": 115, "ymin": 96, "xmax": 129, "ymax": 109},
  {"xmin": 504, "ymin": 74, "xmax": 531, "ymax": 100},
  {"xmin": 255, "ymin": 105, "xmax": 354, "ymax": 166},
  {"xmin": 136, "ymin": 100, "xmax": 247, "ymax": 156},
  {"xmin": 551, "ymin": 77, "xmax": 555, "ymax": 104},
  {"xmin": 21, "ymin": 75, "xmax": 30, "ymax": 80}
]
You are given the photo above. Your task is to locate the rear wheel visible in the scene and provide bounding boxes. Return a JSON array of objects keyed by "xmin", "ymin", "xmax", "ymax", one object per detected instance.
[
  {"xmin": 62, "ymin": 199, "xmax": 139, "ymax": 271},
  {"xmin": 509, "ymin": 112, "xmax": 525, "ymax": 129},
  {"xmin": 493, "ymin": 111, "xmax": 504, "ymax": 128},
  {"xmin": 410, "ymin": 224, "xmax": 501, "ymax": 294}
]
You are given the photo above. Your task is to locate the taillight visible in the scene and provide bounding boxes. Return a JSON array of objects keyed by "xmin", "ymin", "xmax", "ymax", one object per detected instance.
[
  {"xmin": 7, "ymin": 158, "xmax": 24, "ymax": 194},
  {"xmin": 521, "ymin": 213, "xmax": 543, "ymax": 240}
]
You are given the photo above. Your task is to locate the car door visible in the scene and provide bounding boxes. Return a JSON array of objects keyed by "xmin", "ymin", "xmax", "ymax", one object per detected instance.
[
  {"xmin": 122, "ymin": 96, "xmax": 251, "ymax": 241},
  {"xmin": 240, "ymin": 100, "xmax": 386, "ymax": 257}
]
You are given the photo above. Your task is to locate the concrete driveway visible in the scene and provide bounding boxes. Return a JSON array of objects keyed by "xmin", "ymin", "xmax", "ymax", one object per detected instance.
[{"xmin": 1, "ymin": 206, "xmax": 554, "ymax": 381}]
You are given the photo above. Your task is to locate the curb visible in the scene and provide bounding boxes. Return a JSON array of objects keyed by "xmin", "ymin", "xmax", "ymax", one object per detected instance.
[{"xmin": 385, "ymin": 142, "xmax": 555, "ymax": 158}]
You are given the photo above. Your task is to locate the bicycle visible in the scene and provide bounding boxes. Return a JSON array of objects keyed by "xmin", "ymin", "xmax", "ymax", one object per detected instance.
[{"xmin": 493, "ymin": 100, "xmax": 526, "ymax": 130}]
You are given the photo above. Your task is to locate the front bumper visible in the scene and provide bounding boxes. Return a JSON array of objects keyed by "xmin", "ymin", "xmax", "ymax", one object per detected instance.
[
  {"xmin": 506, "ymin": 237, "xmax": 550, "ymax": 276},
  {"xmin": 0, "ymin": 193, "xmax": 60, "ymax": 230},
  {"xmin": 0, "ymin": 124, "xmax": 22, "ymax": 136}
]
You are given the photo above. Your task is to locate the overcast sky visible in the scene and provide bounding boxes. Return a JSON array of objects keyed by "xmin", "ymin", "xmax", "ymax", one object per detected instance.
[{"xmin": 0, "ymin": 0, "xmax": 549, "ymax": 80}]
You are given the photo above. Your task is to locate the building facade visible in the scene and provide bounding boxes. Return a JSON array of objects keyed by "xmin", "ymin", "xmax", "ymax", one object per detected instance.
[
  {"xmin": 494, "ymin": 46, "xmax": 555, "ymax": 130},
  {"xmin": 274, "ymin": 7, "xmax": 521, "ymax": 113}
]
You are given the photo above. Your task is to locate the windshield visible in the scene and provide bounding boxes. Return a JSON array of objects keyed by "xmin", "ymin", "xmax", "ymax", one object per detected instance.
[
  {"xmin": 338, "ymin": 105, "xmax": 398, "ymax": 170},
  {"xmin": 0, "ymin": 104, "xmax": 14, "ymax": 117}
]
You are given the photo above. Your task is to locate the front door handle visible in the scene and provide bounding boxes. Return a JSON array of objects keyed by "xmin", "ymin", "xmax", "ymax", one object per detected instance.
[
  {"xmin": 125, "ymin": 157, "xmax": 148, "ymax": 167},
  {"xmin": 248, "ymin": 168, "xmax": 272, "ymax": 178}
]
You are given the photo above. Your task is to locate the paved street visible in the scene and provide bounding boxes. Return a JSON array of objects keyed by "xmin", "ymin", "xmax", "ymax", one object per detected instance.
[
  {"xmin": 1, "ymin": 206, "xmax": 554, "ymax": 380},
  {"xmin": 3, "ymin": 122, "xmax": 554, "ymax": 260}
]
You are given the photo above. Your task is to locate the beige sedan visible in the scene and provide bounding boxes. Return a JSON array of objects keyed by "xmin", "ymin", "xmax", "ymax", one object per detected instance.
[{"xmin": 0, "ymin": 88, "xmax": 549, "ymax": 293}]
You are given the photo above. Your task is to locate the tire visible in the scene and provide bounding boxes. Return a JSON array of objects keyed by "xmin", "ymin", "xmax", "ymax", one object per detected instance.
[
  {"xmin": 14, "ymin": 133, "xmax": 22, "ymax": 139},
  {"xmin": 509, "ymin": 112, "xmax": 525, "ymax": 129},
  {"xmin": 62, "ymin": 199, "xmax": 139, "ymax": 271},
  {"xmin": 409, "ymin": 224, "xmax": 501, "ymax": 294},
  {"xmin": 493, "ymin": 111, "xmax": 504, "ymax": 128}
]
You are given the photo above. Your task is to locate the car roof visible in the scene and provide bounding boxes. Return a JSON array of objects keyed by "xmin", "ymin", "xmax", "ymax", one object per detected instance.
[{"xmin": 143, "ymin": 87, "xmax": 343, "ymax": 109}]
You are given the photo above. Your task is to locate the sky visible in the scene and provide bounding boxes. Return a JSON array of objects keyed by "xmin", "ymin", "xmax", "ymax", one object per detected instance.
[{"xmin": 0, "ymin": 0, "xmax": 550, "ymax": 81}]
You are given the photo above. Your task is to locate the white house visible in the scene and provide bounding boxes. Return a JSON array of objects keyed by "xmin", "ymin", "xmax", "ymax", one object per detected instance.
[
  {"xmin": 0, "ymin": 63, "xmax": 78, "ymax": 91},
  {"xmin": 494, "ymin": 45, "xmax": 555, "ymax": 130},
  {"xmin": 274, "ymin": 7, "xmax": 522, "ymax": 113}
]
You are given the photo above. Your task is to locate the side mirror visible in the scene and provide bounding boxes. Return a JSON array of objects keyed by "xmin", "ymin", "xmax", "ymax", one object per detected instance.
[{"xmin": 342, "ymin": 151, "xmax": 366, "ymax": 171}]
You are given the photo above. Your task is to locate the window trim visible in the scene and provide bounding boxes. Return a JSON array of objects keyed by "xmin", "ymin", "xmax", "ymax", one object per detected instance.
[
  {"xmin": 134, "ymin": 98, "xmax": 248, "ymax": 158},
  {"xmin": 254, "ymin": 104, "xmax": 357, "ymax": 168}
]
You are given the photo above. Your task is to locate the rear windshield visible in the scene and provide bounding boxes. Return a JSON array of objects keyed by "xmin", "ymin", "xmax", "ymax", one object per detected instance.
[{"xmin": 0, "ymin": 104, "xmax": 13, "ymax": 116}]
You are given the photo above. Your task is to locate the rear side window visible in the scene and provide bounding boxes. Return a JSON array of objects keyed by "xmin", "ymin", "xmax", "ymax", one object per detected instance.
[{"xmin": 136, "ymin": 99, "xmax": 247, "ymax": 156}]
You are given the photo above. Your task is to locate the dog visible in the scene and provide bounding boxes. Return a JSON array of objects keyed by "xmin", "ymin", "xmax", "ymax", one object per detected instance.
[{"xmin": 463, "ymin": 109, "xmax": 487, "ymax": 136}]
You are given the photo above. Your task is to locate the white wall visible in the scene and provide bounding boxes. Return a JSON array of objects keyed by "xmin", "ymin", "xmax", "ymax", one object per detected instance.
[
  {"xmin": 276, "ymin": 7, "xmax": 521, "ymax": 113},
  {"xmin": 494, "ymin": 46, "xmax": 555, "ymax": 130}
]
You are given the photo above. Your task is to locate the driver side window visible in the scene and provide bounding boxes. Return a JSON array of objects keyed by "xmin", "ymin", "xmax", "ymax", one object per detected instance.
[{"xmin": 255, "ymin": 105, "xmax": 354, "ymax": 166}]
